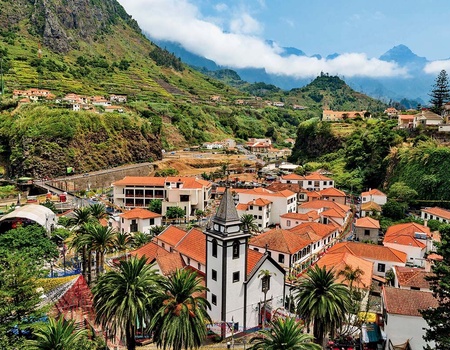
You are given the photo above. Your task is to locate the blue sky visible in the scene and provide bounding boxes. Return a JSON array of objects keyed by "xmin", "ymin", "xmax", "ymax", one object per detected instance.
[{"xmin": 119, "ymin": 0, "xmax": 450, "ymax": 78}]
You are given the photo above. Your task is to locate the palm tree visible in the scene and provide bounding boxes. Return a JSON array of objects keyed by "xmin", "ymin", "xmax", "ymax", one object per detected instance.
[
  {"xmin": 150, "ymin": 225, "xmax": 166, "ymax": 237},
  {"xmin": 149, "ymin": 268, "xmax": 212, "ymax": 350},
  {"xmin": 89, "ymin": 203, "xmax": 108, "ymax": 221},
  {"xmin": 69, "ymin": 208, "xmax": 94, "ymax": 279},
  {"xmin": 258, "ymin": 269, "xmax": 276, "ymax": 330},
  {"xmin": 26, "ymin": 316, "xmax": 87, "ymax": 350},
  {"xmin": 115, "ymin": 231, "xmax": 133, "ymax": 253},
  {"xmin": 337, "ymin": 264, "xmax": 365, "ymax": 291},
  {"xmin": 240, "ymin": 214, "xmax": 259, "ymax": 235},
  {"xmin": 85, "ymin": 224, "xmax": 117, "ymax": 275},
  {"xmin": 295, "ymin": 265, "xmax": 351, "ymax": 347},
  {"xmin": 132, "ymin": 232, "xmax": 151, "ymax": 248},
  {"xmin": 93, "ymin": 256, "xmax": 160, "ymax": 350},
  {"xmin": 249, "ymin": 317, "xmax": 321, "ymax": 350}
]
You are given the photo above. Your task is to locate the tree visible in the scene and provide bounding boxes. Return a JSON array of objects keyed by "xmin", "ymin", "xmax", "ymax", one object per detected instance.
[
  {"xmin": 388, "ymin": 182, "xmax": 418, "ymax": 204},
  {"xmin": 194, "ymin": 209, "xmax": 204, "ymax": 223},
  {"xmin": 84, "ymin": 224, "xmax": 117, "ymax": 275},
  {"xmin": 150, "ymin": 269, "xmax": 211, "ymax": 350},
  {"xmin": 115, "ymin": 231, "xmax": 133, "ymax": 253},
  {"xmin": 249, "ymin": 317, "xmax": 321, "ymax": 350},
  {"xmin": 429, "ymin": 69, "xmax": 450, "ymax": 115},
  {"xmin": 337, "ymin": 264, "xmax": 365, "ymax": 291},
  {"xmin": 381, "ymin": 200, "xmax": 407, "ymax": 220},
  {"xmin": 89, "ymin": 203, "xmax": 108, "ymax": 221},
  {"xmin": 93, "ymin": 256, "xmax": 160, "ymax": 350},
  {"xmin": 148, "ymin": 199, "xmax": 162, "ymax": 214},
  {"xmin": 166, "ymin": 206, "xmax": 185, "ymax": 220},
  {"xmin": 258, "ymin": 269, "xmax": 276, "ymax": 330},
  {"xmin": 26, "ymin": 316, "xmax": 88, "ymax": 350},
  {"xmin": 40, "ymin": 199, "xmax": 57, "ymax": 213},
  {"xmin": 240, "ymin": 214, "xmax": 259, "ymax": 235},
  {"xmin": 421, "ymin": 225, "xmax": 450, "ymax": 349},
  {"xmin": 132, "ymin": 232, "xmax": 151, "ymax": 248},
  {"xmin": 295, "ymin": 265, "xmax": 351, "ymax": 347},
  {"xmin": 150, "ymin": 225, "xmax": 166, "ymax": 237}
]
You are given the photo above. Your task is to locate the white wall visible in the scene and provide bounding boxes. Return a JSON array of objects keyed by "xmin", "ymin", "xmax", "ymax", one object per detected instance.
[
  {"xmin": 383, "ymin": 243, "xmax": 425, "ymax": 267},
  {"xmin": 384, "ymin": 313, "xmax": 434, "ymax": 350}
]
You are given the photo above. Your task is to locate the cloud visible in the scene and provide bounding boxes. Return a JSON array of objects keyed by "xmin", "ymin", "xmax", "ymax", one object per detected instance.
[
  {"xmin": 119, "ymin": 0, "xmax": 407, "ymax": 78},
  {"xmin": 424, "ymin": 60, "xmax": 450, "ymax": 74},
  {"xmin": 214, "ymin": 3, "xmax": 228, "ymax": 12}
]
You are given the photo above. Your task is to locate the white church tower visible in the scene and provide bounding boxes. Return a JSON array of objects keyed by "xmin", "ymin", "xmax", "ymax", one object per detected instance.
[{"xmin": 205, "ymin": 187, "xmax": 251, "ymax": 337}]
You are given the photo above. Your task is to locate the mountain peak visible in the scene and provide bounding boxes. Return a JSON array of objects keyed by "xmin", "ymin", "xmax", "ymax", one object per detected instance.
[{"xmin": 379, "ymin": 44, "xmax": 427, "ymax": 66}]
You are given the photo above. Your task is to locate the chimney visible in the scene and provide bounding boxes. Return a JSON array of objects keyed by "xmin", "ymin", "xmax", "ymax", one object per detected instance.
[{"xmin": 424, "ymin": 219, "xmax": 428, "ymax": 227}]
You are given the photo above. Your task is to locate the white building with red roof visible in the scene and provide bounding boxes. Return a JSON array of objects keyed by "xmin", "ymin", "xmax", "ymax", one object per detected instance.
[
  {"xmin": 382, "ymin": 287, "xmax": 437, "ymax": 350},
  {"xmin": 236, "ymin": 198, "xmax": 272, "ymax": 231},
  {"xmin": 298, "ymin": 200, "xmax": 352, "ymax": 229},
  {"xmin": 112, "ymin": 176, "xmax": 212, "ymax": 220},
  {"xmin": 354, "ymin": 217, "xmax": 380, "ymax": 242},
  {"xmin": 319, "ymin": 187, "xmax": 347, "ymax": 205},
  {"xmin": 421, "ymin": 206, "xmax": 450, "ymax": 224},
  {"xmin": 361, "ymin": 188, "xmax": 387, "ymax": 206},
  {"xmin": 383, "ymin": 223, "xmax": 435, "ymax": 267},
  {"xmin": 280, "ymin": 172, "xmax": 335, "ymax": 191},
  {"xmin": 393, "ymin": 266, "xmax": 433, "ymax": 292},
  {"xmin": 118, "ymin": 208, "xmax": 162, "ymax": 234},
  {"xmin": 279, "ymin": 211, "xmax": 320, "ymax": 229}
]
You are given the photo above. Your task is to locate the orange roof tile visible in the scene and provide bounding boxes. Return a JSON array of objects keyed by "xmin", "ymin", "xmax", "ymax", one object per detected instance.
[
  {"xmin": 316, "ymin": 251, "xmax": 373, "ymax": 289},
  {"xmin": 383, "ymin": 287, "xmax": 438, "ymax": 317},
  {"xmin": 320, "ymin": 187, "xmax": 346, "ymax": 197},
  {"xmin": 249, "ymin": 228, "xmax": 311, "ymax": 254},
  {"xmin": 266, "ymin": 182, "xmax": 306, "ymax": 193},
  {"xmin": 129, "ymin": 241, "xmax": 169, "ymax": 262},
  {"xmin": 119, "ymin": 208, "xmax": 162, "ymax": 219},
  {"xmin": 303, "ymin": 172, "xmax": 333, "ymax": 181},
  {"xmin": 361, "ymin": 201, "xmax": 382, "ymax": 212},
  {"xmin": 355, "ymin": 217, "xmax": 380, "ymax": 229},
  {"xmin": 321, "ymin": 208, "xmax": 346, "ymax": 218},
  {"xmin": 113, "ymin": 176, "xmax": 211, "ymax": 188},
  {"xmin": 247, "ymin": 249, "xmax": 264, "ymax": 277},
  {"xmin": 361, "ymin": 188, "xmax": 386, "ymax": 197},
  {"xmin": 281, "ymin": 174, "xmax": 304, "ymax": 181},
  {"xmin": 157, "ymin": 225, "xmax": 188, "ymax": 247},
  {"xmin": 240, "ymin": 187, "xmax": 296, "ymax": 198},
  {"xmin": 247, "ymin": 198, "xmax": 272, "ymax": 206},
  {"xmin": 328, "ymin": 242, "xmax": 407, "ymax": 263},
  {"xmin": 236, "ymin": 203, "xmax": 248, "ymax": 211},
  {"xmin": 307, "ymin": 191, "xmax": 321, "ymax": 198},
  {"xmin": 422, "ymin": 207, "xmax": 450, "ymax": 221},
  {"xmin": 299, "ymin": 200, "xmax": 350, "ymax": 214},
  {"xmin": 280, "ymin": 211, "xmax": 320, "ymax": 221},
  {"xmin": 385, "ymin": 222, "xmax": 431, "ymax": 238},
  {"xmin": 394, "ymin": 266, "xmax": 433, "ymax": 289},
  {"xmin": 289, "ymin": 222, "xmax": 337, "ymax": 239},
  {"xmin": 156, "ymin": 253, "xmax": 185, "ymax": 275},
  {"xmin": 176, "ymin": 228, "xmax": 206, "ymax": 264}
]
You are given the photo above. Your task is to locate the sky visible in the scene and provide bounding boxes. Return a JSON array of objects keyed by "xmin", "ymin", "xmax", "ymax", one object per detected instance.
[{"xmin": 118, "ymin": 0, "xmax": 450, "ymax": 79}]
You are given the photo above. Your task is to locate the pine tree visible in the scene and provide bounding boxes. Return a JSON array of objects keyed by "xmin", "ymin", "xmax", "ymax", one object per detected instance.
[
  {"xmin": 429, "ymin": 69, "xmax": 450, "ymax": 115},
  {"xmin": 421, "ymin": 224, "xmax": 450, "ymax": 349}
]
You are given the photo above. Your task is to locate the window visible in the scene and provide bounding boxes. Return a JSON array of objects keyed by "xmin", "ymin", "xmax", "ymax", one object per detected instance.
[
  {"xmin": 259, "ymin": 207, "xmax": 262, "ymax": 211},
  {"xmin": 287, "ymin": 220, "xmax": 291, "ymax": 227},
  {"xmin": 278, "ymin": 255, "xmax": 285, "ymax": 264},
  {"xmin": 232, "ymin": 240, "xmax": 240, "ymax": 259},
  {"xmin": 187, "ymin": 257, "xmax": 191, "ymax": 265},
  {"xmin": 261, "ymin": 275, "xmax": 271, "ymax": 292},
  {"xmin": 150, "ymin": 218, "xmax": 154, "ymax": 225},
  {"xmin": 197, "ymin": 263, "xmax": 201, "ymax": 270},
  {"xmin": 249, "ymin": 205, "xmax": 253, "ymax": 210},
  {"xmin": 212, "ymin": 239, "xmax": 218, "ymax": 257},
  {"xmin": 212, "ymin": 294, "xmax": 217, "ymax": 305},
  {"xmin": 233, "ymin": 271, "xmax": 240, "ymax": 283},
  {"xmin": 364, "ymin": 229, "xmax": 370, "ymax": 236},
  {"xmin": 253, "ymin": 248, "xmax": 259, "ymax": 252},
  {"xmin": 377, "ymin": 263, "xmax": 386, "ymax": 273},
  {"xmin": 212, "ymin": 269, "xmax": 217, "ymax": 281}
]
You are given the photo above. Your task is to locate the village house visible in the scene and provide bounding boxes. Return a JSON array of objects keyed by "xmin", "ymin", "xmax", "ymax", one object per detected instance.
[
  {"xmin": 280, "ymin": 172, "xmax": 335, "ymax": 191},
  {"xmin": 13, "ymin": 88, "xmax": 55, "ymax": 101},
  {"xmin": 382, "ymin": 222, "xmax": 435, "ymax": 268},
  {"xmin": 104, "ymin": 105, "xmax": 124, "ymax": 113},
  {"xmin": 413, "ymin": 110, "xmax": 443, "ymax": 128},
  {"xmin": 361, "ymin": 188, "xmax": 387, "ymax": 206},
  {"xmin": 273, "ymin": 101, "xmax": 285, "ymax": 107},
  {"xmin": 360, "ymin": 201, "xmax": 382, "ymax": 218},
  {"xmin": 382, "ymin": 287, "xmax": 437, "ymax": 350},
  {"xmin": 236, "ymin": 198, "xmax": 272, "ymax": 231},
  {"xmin": 234, "ymin": 187, "xmax": 297, "ymax": 225},
  {"xmin": 202, "ymin": 141, "xmax": 224, "ymax": 150},
  {"xmin": 109, "ymin": 94, "xmax": 127, "ymax": 103},
  {"xmin": 384, "ymin": 107, "xmax": 399, "ymax": 117},
  {"xmin": 297, "ymin": 200, "xmax": 352, "ymax": 229},
  {"xmin": 279, "ymin": 211, "xmax": 320, "ymax": 229},
  {"xmin": 319, "ymin": 187, "xmax": 347, "ymax": 204},
  {"xmin": 322, "ymin": 109, "xmax": 368, "ymax": 121},
  {"xmin": 266, "ymin": 181, "xmax": 310, "ymax": 205},
  {"xmin": 116, "ymin": 207, "xmax": 162, "ymax": 235},
  {"xmin": 397, "ymin": 114, "xmax": 415, "ymax": 128},
  {"xmin": 326, "ymin": 242, "xmax": 407, "ymax": 278},
  {"xmin": 91, "ymin": 96, "xmax": 111, "ymax": 106},
  {"xmin": 354, "ymin": 217, "xmax": 380, "ymax": 243},
  {"xmin": 420, "ymin": 206, "xmax": 450, "ymax": 224},
  {"xmin": 112, "ymin": 176, "xmax": 212, "ymax": 220}
]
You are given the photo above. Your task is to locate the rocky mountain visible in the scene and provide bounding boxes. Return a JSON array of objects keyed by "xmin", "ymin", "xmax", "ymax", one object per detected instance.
[{"xmin": 150, "ymin": 36, "xmax": 434, "ymax": 105}]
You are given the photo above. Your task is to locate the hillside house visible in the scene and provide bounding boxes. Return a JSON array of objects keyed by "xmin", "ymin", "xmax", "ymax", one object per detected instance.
[
  {"xmin": 13, "ymin": 88, "xmax": 55, "ymax": 101},
  {"xmin": 319, "ymin": 187, "xmax": 347, "ymax": 204},
  {"xmin": 413, "ymin": 110, "xmax": 443, "ymax": 127},
  {"xmin": 393, "ymin": 266, "xmax": 433, "ymax": 292},
  {"xmin": 360, "ymin": 201, "xmax": 381, "ymax": 217},
  {"xmin": 117, "ymin": 208, "xmax": 162, "ymax": 235},
  {"xmin": 109, "ymin": 94, "xmax": 127, "ymax": 103},
  {"xmin": 397, "ymin": 114, "xmax": 415, "ymax": 128},
  {"xmin": 279, "ymin": 211, "xmax": 320, "ymax": 229},
  {"xmin": 421, "ymin": 206, "xmax": 450, "ymax": 224},
  {"xmin": 354, "ymin": 217, "xmax": 380, "ymax": 243},
  {"xmin": 236, "ymin": 198, "xmax": 272, "ymax": 231},
  {"xmin": 384, "ymin": 107, "xmax": 399, "ymax": 117},
  {"xmin": 322, "ymin": 109, "xmax": 368, "ymax": 121},
  {"xmin": 361, "ymin": 188, "xmax": 387, "ymax": 206}
]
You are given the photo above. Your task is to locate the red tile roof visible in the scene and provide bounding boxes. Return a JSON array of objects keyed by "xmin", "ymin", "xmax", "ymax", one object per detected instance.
[
  {"xmin": 316, "ymin": 251, "xmax": 373, "ymax": 289},
  {"xmin": 355, "ymin": 217, "xmax": 380, "ymax": 229},
  {"xmin": 247, "ymin": 198, "xmax": 272, "ymax": 206},
  {"xmin": 328, "ymin": 242, "xmax": 407, "ymax": 263},
  {"xmin": 320, "ymin": 187, "xmax": 346, "ymax": 197},
  {"xmin": 156, "ymin": 253, "xmax": 185, "ymax": 275},
  {"xmin": 157, "ymin": 225, "xmax": 188, "ymax": 247},
  {"xmin": 385, "ymin": 223, "xmax": 431, "ymax": 240},
  {"xmin": 303, "ymin": 172, "xmax": 333, "ymax": 181},
  {"xmin": 281, "ymin": 174, "xmax": 304, "ymax": 181},
  {"xmin": 247, "ymin": 249, "xmax": 264, "ymax": 277},
  {"xmin": 280, "ymin": 211, "xmax": 320, "ymax": 221},
  {"xmin": 119, "ymin": 208, "xmax": 162, "ymax": 219},
  {"xmin": 240, "ymin": 187, "xmax": 296, "ymax": 198},
  {"xmin": 249, "ymin": 228, "xmax": 311, "ymax": 254},
  {"xmin": 321, "ymin": 208, "xmax": 346, "ymax": 219},
  {"xmin": 422, "ymin": 207, "xmax": 450, "ymax": 221},
  {"xmin": 299, "ymin": 200, "xmax": 350, "ymax": 214},
  {"xmin": 289, "ymin": 222, "xmax": 337, "ymax": 239},
  {"xmin": 113, "ymin": 176, "xmax": 211, "ymax": 189},
  {"xmin": 394, "ymin": 266, "xmax": 433, "ymax": 289},
  {"xmin": 129, "ymin": 241, "xmax": 169, "ymax": 262},
  {"xmin": 236, "ymin": 203, "xmax": 248, "ymax": 211},
  {"xmin": 360, "ymin": 201, "xmax": 382, "ymax": 212},
  {"xmin": 176, "ymin": 228, "xmax": 206, "ymax": 264},
  {"xmin": 266, "ymin": 182, "xmax": 305, "ymax": 193},
  {"xmin": 382, "ymin": 286, "xmax": 438, "ymax": 317},
  {"xmin": 361, "ymin": 188, "xmax": 386, "ymax": 197}
]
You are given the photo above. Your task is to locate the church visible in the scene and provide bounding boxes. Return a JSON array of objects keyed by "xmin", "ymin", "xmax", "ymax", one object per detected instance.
[{"xmin": 129, "ymin": 188, "xmax": 286, "ymax": 337}]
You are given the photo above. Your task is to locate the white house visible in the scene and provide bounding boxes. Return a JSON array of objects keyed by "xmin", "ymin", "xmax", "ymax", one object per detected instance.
[
  {"xmin": 118, "ymin": 208, "xmax": 162, "ymax": 235},
  {"xmin": 421, "ymin": 206, "xmax": 450, "ymax": 224},
  {"xmin": 279, "ymin": 211, "xmax": 320, "ymax": 230},
  {"xmin": 382, "ymin": 287, "xmax": 437, "ymax": 350},
  {"xmin": 413, "ymin": 110, "xmax": 443, "ymax": 128},
  {"xmin": 361, "ymin": 189, "xmax": 387, "ymax": 206},
  {"xmin": 236, "ymin": 198, "xmax": 272, "ymax": 231},
  {"xmin": 113, "ymin": 176, "xmax": 212, "ymax": 220}
]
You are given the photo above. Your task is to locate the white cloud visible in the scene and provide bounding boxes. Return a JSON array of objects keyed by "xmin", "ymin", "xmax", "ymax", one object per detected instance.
[
  {"xmin": 229, "ymin": 13, "xmax": 262, "ymax": 34},
  {"xmin": 214, "ymin": 3, "xmax": 228, "ymax": 12},
  {"xmin": 119, "ymin": 0, "xmax": 407, "ymax": 78},
  {"xmin": 424, "ymin": 60, "xmax": 450, "ymax": 74}
]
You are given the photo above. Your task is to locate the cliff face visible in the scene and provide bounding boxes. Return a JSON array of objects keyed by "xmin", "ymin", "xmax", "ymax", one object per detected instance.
[{"xmin": 1, "ymin": 0, "xmax": 140, "ymax": 53}]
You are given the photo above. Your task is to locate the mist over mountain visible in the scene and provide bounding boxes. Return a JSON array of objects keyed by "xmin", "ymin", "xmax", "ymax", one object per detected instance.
[{"xmin": 150, "ymin": 37, "xmax": 435, "ymax": 106}]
